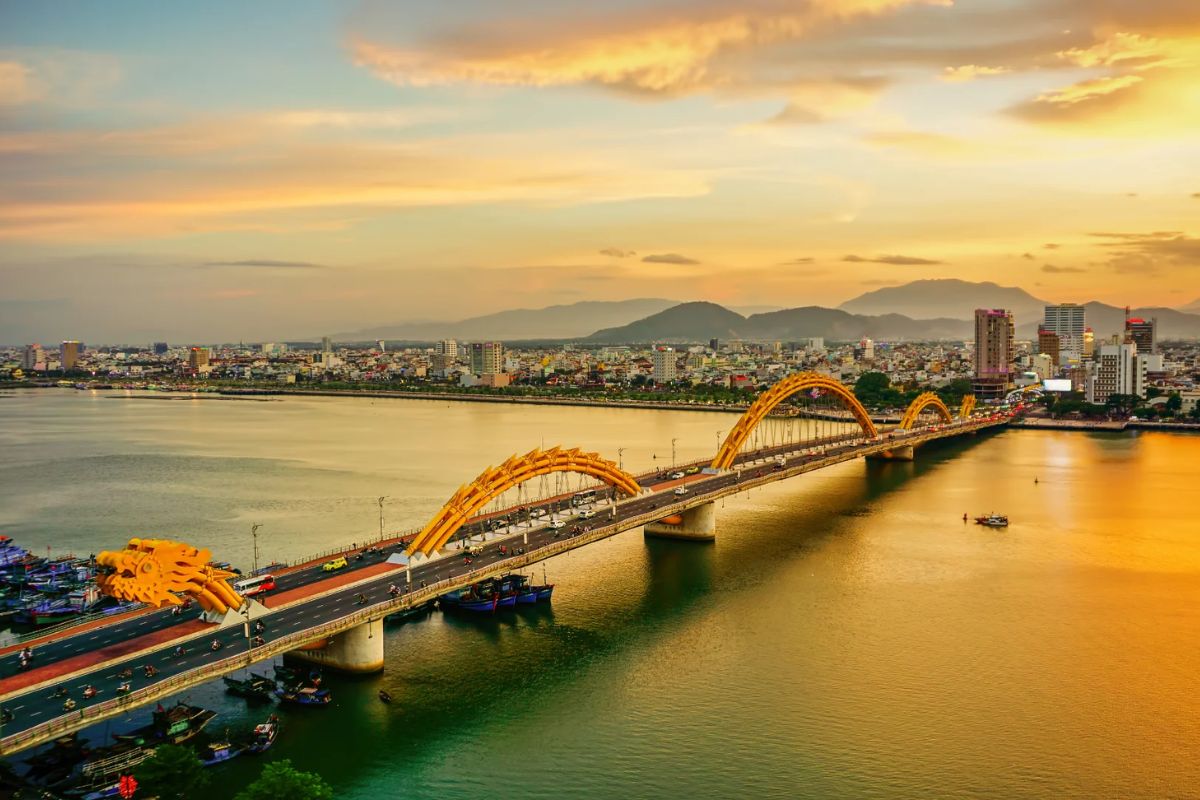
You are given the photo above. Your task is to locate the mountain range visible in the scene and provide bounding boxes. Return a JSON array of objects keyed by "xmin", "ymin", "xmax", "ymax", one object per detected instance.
[{"xmin": 330, "ymin": 281, "xmax": 1200, "ymax": 343}]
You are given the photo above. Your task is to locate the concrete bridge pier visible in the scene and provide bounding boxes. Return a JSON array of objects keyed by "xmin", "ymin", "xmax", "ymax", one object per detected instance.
[
  {"xmin": 869, "ymin": 444, "xmax": 915, "ymax": 461},
  {"xmin": 645, "ymin": 501, "xmax": 717, "ymax": 541},
  {"xmin": 286, "ymin": 619, "xmax": 384, "ymax": 674}
]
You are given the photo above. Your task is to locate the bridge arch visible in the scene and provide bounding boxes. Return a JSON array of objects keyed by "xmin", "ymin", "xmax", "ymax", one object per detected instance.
[
  {"xmin": 711, "ymin": 372, "xmax": 877, "ymax": 470},
  {"xmin": 406, "ymin": 446, "xmax": 641, "ymax": 557},
  {"xmin": 959, "ymin": 394, "xmax": 976, "ymax": 419},
  {"xmin": 898, "ymin": 392, "xmax": 953, "ymax": 430}
]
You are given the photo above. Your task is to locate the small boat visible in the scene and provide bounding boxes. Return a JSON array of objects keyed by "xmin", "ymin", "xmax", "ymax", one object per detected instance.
[
  {"xmin": 274, "ymin": 664, "xmax": 322, "ymax": 687},
  {"xmin": 112, "ymin": 703, "xmax": 215, "ymax": 746},
  {"xmin": 222, "ymin": 675, "xmax": 275, "ymax": 703},
  {"xmin": 199, "ymin": 740, "xmax": 243, "ymax": 767},
  {"xmin": 973, "ymin": 514, "xmax": 1009, "ymax": 528},
  {"xmin": 440, "ymin": 587, "xmax": 499, "ymax": 613},
  {"xmin": 385, "ymin": 599, "xmax": 435, "ymax": 624},
  {"xmin": 378, "ymin": 690, "xmax": 392, "ymax": 704},
  {"xmin": 534, "ymin": 584, "xmax": 555, "ymax": 602},
  {"xmin": 274, "ymin": 686, "xmax": 331, "ymax": 706},
  {"xmin": 244, "ymin": 717, "xmax": 279, "ymax": 754}
]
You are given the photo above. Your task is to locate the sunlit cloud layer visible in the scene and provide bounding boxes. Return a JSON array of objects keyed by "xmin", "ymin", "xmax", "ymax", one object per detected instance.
[{"xmin": 1, "ymin": 0, "xmax": 1198, "ymax": 341}]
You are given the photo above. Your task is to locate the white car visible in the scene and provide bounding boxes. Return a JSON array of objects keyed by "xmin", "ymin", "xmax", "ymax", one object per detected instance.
[
  {"xmin": 578, "ymin": 509, "xmax": 596, "ymax": 519},
  {"xmin": 669, "ymin": 471, "xmax": 685, "ymax": 479},
  {"xmin": 549, "ymin": 520, "xmax": 566, "ymax": 529},
  {"xmin": 673, "ymin": 486, "xmax": 688, "ymax": 496},
  {"xmin": 529, "ymin": 508, "xmax": 546, "ymax": 518}
]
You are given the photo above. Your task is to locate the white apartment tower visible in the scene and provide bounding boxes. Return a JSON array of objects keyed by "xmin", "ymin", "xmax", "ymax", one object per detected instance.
[{"xmin": 1043, "ymin": 304, "xmax": 1085, "ymax": 365}]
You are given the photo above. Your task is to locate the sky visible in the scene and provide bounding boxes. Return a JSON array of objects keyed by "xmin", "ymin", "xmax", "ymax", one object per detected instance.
[{"xmin": 1, "ymin": 0, "xmax": 1198, "ymax": 343}]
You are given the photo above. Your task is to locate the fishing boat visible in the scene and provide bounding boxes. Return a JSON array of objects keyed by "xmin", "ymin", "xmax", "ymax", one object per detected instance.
[
  {"xmin": 244, "ymin": 716, "xmax": 280, "ymax": 754},
  {"xmin": 274, "ymin": 664, "xmax": 322, "ymax": 687},
  {"xmin": 199, "ymin": 740, "xmax": 243, "ymax": 767},
  {"xmin": 274, "ymin": 686, "xmax": 331, "ymax": 706},
  {"xmin": 222, "ymin": 674, "xmax": 275, "ymax": 703},
  {"xmin": 112, "ymin": 703, "xmax": 215, "ymax": 746},
  {"xmin": 973, "ymin": 514, "xmax": 1010, "ymax": 528},
  {"xmin": 439, "ymin": 587, "xmax": 499, "ymax": 613},
  {"xmin": 385, "ymin": 599, "xmax": 435, "ymax": 623}
]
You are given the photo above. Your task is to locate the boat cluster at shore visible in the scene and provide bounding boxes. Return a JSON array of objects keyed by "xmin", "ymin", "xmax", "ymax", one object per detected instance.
[{"xmin": 0, "ymin": 537, "xmax": 136, "ymax": 630}]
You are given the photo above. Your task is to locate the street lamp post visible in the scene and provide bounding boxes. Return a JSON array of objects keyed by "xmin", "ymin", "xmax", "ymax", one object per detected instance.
[
  {"xmin": 617, "ymin": 447, "xmax": 625, "ymax": 471},
  {"xmin": 671, "ymin": 438, "xmax": 678, "ymax": 468},
  {"xmin": 715, "ymin": 430, "xmax": 723, "ymax": 455},
  {"xmin": 250, "ymin": 524, "xmax": 261, "ymax": 576},
  {"xmin": 378, "ymin": 496, "xmax": 386, "ymax": 540}
]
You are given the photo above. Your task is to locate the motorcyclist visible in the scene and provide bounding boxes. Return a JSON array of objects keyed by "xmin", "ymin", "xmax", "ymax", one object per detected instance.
[
  {"xmin": 116, "ymin": 681, "xmax": 131, "ymax": 694},
  {"xmin": 354, "ymin": 593, "xmax": 368, "ymax": 605},
  {"xmin": 82, "ymin": 685, "xmax": 97, "ymax": 699},
  {"xmin": 210, "ymin": 639, "xmax": 223, "ymax": 651},
  {"xmin": 173, "ymin": 646, "xmax": 186, "ymax": 657},
  {"xmin": 387, "ymin": 583, "xmax": 399, "ymax": 597},
  {"xmin": 63, "ymin": 698, "xmax": 77, "ymax": 711}
]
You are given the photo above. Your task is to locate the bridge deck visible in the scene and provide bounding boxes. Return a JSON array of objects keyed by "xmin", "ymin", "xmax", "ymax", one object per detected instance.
[{"xmin": 0, "ymin": 415, "xmax": 1009, "ymax": 754}]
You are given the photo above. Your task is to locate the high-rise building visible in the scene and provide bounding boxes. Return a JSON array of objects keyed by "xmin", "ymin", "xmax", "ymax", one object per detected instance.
[
  {"xmin": 1092, "ymin": 342, "xmax": 1137, "ymax": 403},
  {"xmin": 652, "ymin": 346, "xmax": 676, "ymax": 384},
  {"xmin": 321, "ymin": 336, "xmax": 333, "ymax": 353},
  {"xmin": 972, "ymin": 308, "xmax": 1015, "ymax": 398},
  {"xmin": 188, "ymin": 347, "xmax": 210, "ymax": 371},
  {"xmin": 22, "ymin": 344, "xmax": 44, "ymax": 370},
  {"xmin": 436, "ymin": 339, "xmax": 458, "ymax": 359},
  {"xmin": 153, "ymin": 342, "xmax": 169, "ymax": 355},
  {"xmin": 1037, "ymin": 328, "xmax": 1060, "ymax": 367},
  {"xmin": 60, "ymin": 341, "xmax": 80, "ymax": 370},
  {"xmin": 469, "ymin": 342, "xmax": 503, "ymax": 375},
  {"xmin": 1043, "ymin": 303, "xmax": 1085, "ymax": 364},
  {"xmin": 1125, "ymin": 314, "xmax": 1156, "ymax": 355},
  {"xmin": 708, "ymin": 338, "xmax": 720, "ymax": 352}
]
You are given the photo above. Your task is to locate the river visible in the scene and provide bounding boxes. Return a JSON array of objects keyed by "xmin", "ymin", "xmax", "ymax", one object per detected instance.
[{"xmin": 1, "ymin": 389, "xmax": 1197, "ymax": 799}]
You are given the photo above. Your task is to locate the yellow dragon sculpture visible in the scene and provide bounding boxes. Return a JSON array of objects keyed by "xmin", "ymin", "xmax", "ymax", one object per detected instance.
[{"xmin": 96, "ymin": 538, "xmax": 245, "ymax": 615}]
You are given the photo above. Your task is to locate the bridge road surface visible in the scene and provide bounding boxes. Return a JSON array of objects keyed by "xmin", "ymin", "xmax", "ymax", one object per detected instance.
[
  {"xmin": 0, "ymin": 421, "xmax": 993, "ymax": 747},
  {"xmin": 0, "ymin": 428, "xmax": 866, "ymax": 678}
]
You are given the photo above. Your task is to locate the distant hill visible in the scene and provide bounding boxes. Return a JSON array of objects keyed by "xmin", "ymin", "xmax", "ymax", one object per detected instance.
[
  {"xmin": 1178, "ymin": 298, "xmax": 1200, "ymax": 314},
  {"xmin": 589, "ymin": 302, "xmax": 748, "ymax": 342},
  {"xmin": 839, "ymin": 279, "xmax": 1048, "ymax": 323},
  {"xmin": 587, "ymin": 302, "xmax": 972, "ymax": 343},
  {"xmin": 331, "ymin": 298, "xmax": 680, "ymax": 342}
]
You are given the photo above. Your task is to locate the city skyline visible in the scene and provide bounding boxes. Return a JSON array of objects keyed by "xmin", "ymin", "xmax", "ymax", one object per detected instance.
[{"xmin": 2, "ymin": 1, "xmax": 1199, "ymax": 341}]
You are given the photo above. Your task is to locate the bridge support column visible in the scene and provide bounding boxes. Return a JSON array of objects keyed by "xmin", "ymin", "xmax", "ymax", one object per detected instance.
[
  {"xmin": 286, "ymin": 619, "xmax": 384, "ymax": 674},
  {"xmin": 869, "ymin": 444, "xmax": 915, "ymax": 461},
  {"xmin": 644, "ymin": 501, "xmax": 716, "ymax": 542}
]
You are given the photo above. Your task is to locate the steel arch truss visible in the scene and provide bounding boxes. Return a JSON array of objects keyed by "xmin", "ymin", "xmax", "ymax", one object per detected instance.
[
  {"xmin": 898, "ymin": 392, "xmax": 954, "ymax": 430},
  {"xmin": 406, "ymin": 446, "xmax": 641, "ymax": 557},
  {"xmin": 959, "ymin": 395, "xmax": 977, "ymax": 419},
  {"xmin": 711, "ymin": 372, "xmax": 878, "ymax": 470}
]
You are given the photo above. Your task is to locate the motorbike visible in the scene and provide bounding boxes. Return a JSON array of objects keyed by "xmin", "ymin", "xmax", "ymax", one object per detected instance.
[
  {"xmin": 49, "ymin": 686, "xmax": 69, "ymax": 699},
  {"xmin": 116, "ymin": 682, "xmax": 131, "ymax": 695},
  {"xmin": 62, "ymin": 699, "xmax": 77, "ymax": 712},
  {"xmin": 82, "ymin": 686, "xmax": 98, "ymax": 700}
]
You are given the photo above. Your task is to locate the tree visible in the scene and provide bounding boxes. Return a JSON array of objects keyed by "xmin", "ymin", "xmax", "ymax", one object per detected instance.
[
  {"xmin": 1165, "ymin": 393, "xmax": 1183, "ymax": 414},
  {"xmin": 133, "ymin": 744, "xmax": 209, "ymax": 800},
  {"xmin": 235, "ymin": 759, "xmax": 333, "ymax": 800}
]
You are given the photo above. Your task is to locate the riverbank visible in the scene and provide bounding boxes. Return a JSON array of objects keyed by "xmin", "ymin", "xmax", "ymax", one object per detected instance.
[{"xmin": 1012, "ymin": 417, "xmax": 1200, "ymax": 433}]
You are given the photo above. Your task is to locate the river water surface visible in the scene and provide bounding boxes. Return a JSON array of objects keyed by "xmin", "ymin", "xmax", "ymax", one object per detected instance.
[{"xmin": 1, "ymin": 390, "xmax": 1197, "ymax": 799}]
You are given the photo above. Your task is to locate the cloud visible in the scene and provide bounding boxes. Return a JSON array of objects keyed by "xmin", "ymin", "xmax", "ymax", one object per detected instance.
[
  {"xmin": 351, "ymin": 1, "xmax": 945, "ymax": 97},
  {"xmin": 941, "ymin": 64, "xmax": 1010, "ymax": 82},
  {"xmin": 861, "ymin": 279, "xmax": 900, "ymax": 285},
  {"xmin": 781, "ymin": 257, "xmax": 815, "ymax": 264},
  {"xmin": 599, "ymin": 247, "xmax": 636, "ymax": 258},
  {"xmin": 0, "ymin": 61, "xmax": 38, "ymax": 105},
  {"xmin": 642, "ymin": 252, "xmax": 700, "ymax": 265},
  {"xmin": 201, "ymin": 259, "xmax": 331, "ymax": 270},
  {"xmin": 1043, "ymin": 243, "xmax": 1060, "ymax": 249},
  {"xmin": 763, "ymin": 76, "xmax": 888, "ymax": 124},
  {"xmin": 1041, "ymin": 263, "xmax": 1085, "ymax": 273},
  {"xmin": 1192, "ymin": 193, "xmax": 1200, "ymax": 198},
  {"xmin": 1021, "ymin": 252, "xmax": 1035, "ymax": 260},
  {"xmin": 843, "ymin": 253, "xmax": 943, "ymax": 265},
  {"xmin": 1089, "ymin": 230, "xmax": 1200, "ymax": 274}
]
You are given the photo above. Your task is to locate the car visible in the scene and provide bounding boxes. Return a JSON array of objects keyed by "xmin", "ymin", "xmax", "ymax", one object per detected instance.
[
  {"xmin": 466, "ymin": 544, "xmax": 484, "ymax": 556},
  {"xmin": 669, "ymin": 471, "xmax": 685, "ymax": 479},
  {"xmin": 529, "ymin": 508, "xmax": 546, "ymax": 518},
  {"xmin": 549, "ymin": 520, "xmax": 566, "ymax": 529},
  {"xmin": 673, "ymin": 486, "xmax": 688, "ymax": 496},
  {"xmin": 685, "ymin": 466, "xmax": 700, "ymax": 475},
  {"xmin": 322, "ymin": 556, "xmax": 347, "ymax": 572},
  {"xmin": 578, "ymin": 509, "xmax": 596, "ymax": 519}
]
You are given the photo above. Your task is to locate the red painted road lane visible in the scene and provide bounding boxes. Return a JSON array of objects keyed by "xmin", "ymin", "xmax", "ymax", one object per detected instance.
[{"xmin": 0, "ymin": 620, "xmax": 209, "ymax": 696}]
